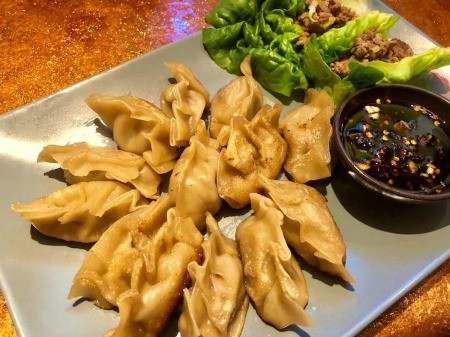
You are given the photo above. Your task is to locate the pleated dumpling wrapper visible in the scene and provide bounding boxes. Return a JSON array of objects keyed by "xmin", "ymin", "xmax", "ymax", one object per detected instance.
[
  {"xmin": 85, "ymin": 94, "xmax": 178, "ymax": 174},
  {"xmin": 68, "ymin": 195, "xmax": 173, "ymax": 308},
  {"xmin": 279, "ymin": 88, "xmax": 335, "ymax": 183},
  {"xmin": 38, "ymin": 142, "xmax": 162, "ymax": 199},
  {"xmin": 168, "ymin": 121, "xmax": 222, "ymax": 231},
  {"xmin": 69, "ymin": 196, "xmax": 204, "ymax": 337},
  {"xmin": 217, "ymin": 103, "xmax": 287, "ymax": 209},
  {"xmin": 104, "ymin": 208, "xmax": 204, "ymax": 337},
  {"xmin": 209, "ymin": 55, "xmax": 263, "ymax": 147},
  {"xmin": 178, "ymin": 213, "xmax": 249, "ymax": 337},
  {"xmin": 11, "ymin": 181, "xmax": 148, "ymax": 243},
  {"xmin": 160, "ymin": 61, "xmax": 210, "ymax": 147},
  {"xmin": 236, "ymin": 193, "xmax": 313, "ymax": 329},
  {"xmin": 260, "ymin": 176, "xmax": 355, "ymax": 284}
]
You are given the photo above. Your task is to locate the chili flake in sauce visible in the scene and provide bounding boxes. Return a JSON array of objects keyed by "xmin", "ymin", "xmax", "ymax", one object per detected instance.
[{"xmin": 344, "ymin": 99, "xmax": 450, "ymax": 193}]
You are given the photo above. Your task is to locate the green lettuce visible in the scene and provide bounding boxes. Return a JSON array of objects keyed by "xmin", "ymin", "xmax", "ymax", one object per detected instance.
[
  {"xmin": 250, "ymin": 33, "xmax": 308, "ymax": 96},
  {"xmin": 348, "ymin": 47, "xmax": 450, "ymax": 84},
  {"xmin": 203, "ymin": 0, "xmax": 307, "ymax": 94},
  {"xmin": 202, "ymin": 23, "xmax": 250, "ymax": 74},
  {"xmin": 301, "ymin": 37, "xmax": 353, "ymax": 104},
  {"xmin": 202, "ymin": 0, "xmax": 450, "ymax": 103},
  {"xmin": 205, "ymin": 0, "xmax": 259, "ymax": 28},
  {"xmin": 314, "ymin": 11, "xmax": 398, "ymax": 63},
  {"xmin": 259, "ymin": 0, "xmax": 305, "ymax": 42}
]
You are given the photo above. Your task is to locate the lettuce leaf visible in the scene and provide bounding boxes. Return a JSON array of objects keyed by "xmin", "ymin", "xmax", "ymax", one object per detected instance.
[
  {"xmin": 314, "ymin": 11, "xmax": 398, "ymax": 63},
  {"xmin": 250, "ymin": 33, "xmax": 308, "ymax": 96},
  {"xmin": 300, "ymin": 37, "xmax": 350, "ymax": 104},
  {"xmin": 260, "ymin": 0, "xmax": 305, "ymax": 42},
  {"xmin": 301, "ymin": 37, "xmax": 341, "ymax": 89},
  {"xmin": 203, "ymin": 0, "xmax": 450, "ymax": 104},
  {"xmin": 202, "ymin": 23, "xmax": 250, "ymax": 74},
  {"xmin": 203, "ymin": 0, "xmax": 307, "ymax": 94},
  {"xmin": 205, "ymin": 0, "xmax": 259, "ymax": 27},
  {"xmin": 348, "ymin": 47, "xmax": 450, "ymax": 84}
]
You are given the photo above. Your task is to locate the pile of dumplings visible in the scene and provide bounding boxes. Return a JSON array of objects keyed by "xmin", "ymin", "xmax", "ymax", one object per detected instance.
[{"xmin": 12, "ymin": 56, "xmax": 355, "ymax": 337}]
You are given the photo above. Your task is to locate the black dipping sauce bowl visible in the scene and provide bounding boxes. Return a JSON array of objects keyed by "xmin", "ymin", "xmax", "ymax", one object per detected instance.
[{"xmin": 332, "ymin": 84, "xmax": 450, "ymax": 203}]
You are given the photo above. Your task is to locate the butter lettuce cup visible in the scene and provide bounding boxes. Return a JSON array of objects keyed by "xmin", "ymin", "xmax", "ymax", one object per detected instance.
[{"xmin": 332, "ymin": 84, "xmax": 450, "ymax": 203}]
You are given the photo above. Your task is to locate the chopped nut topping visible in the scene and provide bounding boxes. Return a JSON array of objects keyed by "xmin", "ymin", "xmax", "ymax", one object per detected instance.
[
  {"xmin": 369, "ymin": 112, "xmax": 380, "ymax": 119},
  {"xmin": 357, "ymin": 162, "xmax": 370, "ymax": 170},
  {"xmin": 393, "ymin": 120, "xmax": 411, "ymax": 132},
  {"xmin": 365, "ymin": 105, "xmax": 380, "ymax": 113},
  {"xmin": 408, "ymin": 160, "xmax": 417, "ymax": 172},
  {"xmin": 413, "ymin": 104, "xmax": 422, "ymax": 112}
]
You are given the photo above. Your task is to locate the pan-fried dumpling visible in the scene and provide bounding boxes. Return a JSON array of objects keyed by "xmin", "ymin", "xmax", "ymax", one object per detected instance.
[
  {"xmin": 104, "ymin": 207, "xmax": 204, "ymax": 337},
  {"xmin": 85, "ymin": 94, "xmax": 178, "ymax": 174},
  {"xmin": 209, "ymin": 56, "xmax": 263, "ymax": 146},
  {"xmin": 11, "ymin": 181, "xmax": 148, "ymax": 243},
  {"xmin": 160, "ymin": 62, "xmax": 210, "ymax": 147},
  {"xmin": 68, "ymin": 196, "xmax": 173, "ymax": 309},
  {"xmin": 259, "ymin": 176, "xmax": 355, "ymax": 283},
  {"xmin": 168, "ymin": 121, "xmax": 222, "ymax": 231},
  {"xmin": 236, "ymin": 193, "xmax": 312, "ymax": 329},
  {"xmin": 217, "ymin": 104, "xmax": 287, "ymax": 209},
  {"xmin": 38, "ymin": 142, "xmax": 162, "ymax": 199},
  {"xmin": 279, "ymin": 89, "xmax": 335, "ymax": 183},
  {"xmin": 178, "ymin": 213, "xmax": 249, "ymax": 337}
]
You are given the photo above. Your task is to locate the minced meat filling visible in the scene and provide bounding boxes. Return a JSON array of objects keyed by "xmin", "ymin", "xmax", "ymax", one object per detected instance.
[
  {"xmin": 296, "ymin": 0, "xmax": 357, "ymax": 37},
  {"xmin": 330, "ymin": 28, "xmax": 414, "ymax": 77},
  {"xmin": 351, "ymin": 27, "xmax": 413, "ymax": 62},
  {"xmin": 295, "ymin": 2, "xmax": 414, "ymax": 78}
]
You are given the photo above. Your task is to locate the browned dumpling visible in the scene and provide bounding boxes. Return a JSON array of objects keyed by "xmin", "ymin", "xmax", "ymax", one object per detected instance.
[
  {"xmin": 69, "ymin": 197, "xmax": 204, "ymax": 337},
  {"xmin": 85, "ymin": 94, "xmax": 178, "ymax": 174},
  {"xmin": 279, "ymin": 89, "xmax": 335, "ymax": 183},
  {"xmin": 11, "ymin": 181, "xmax": 148, "ymax": 243},
  {"xmin": 259, "ymin": 176, "xmax": 355, "ymax": 283},
  {"xmin": 168, "ymin": 121, "xmax": 222, "ymax": 231},
  {"xmin": 38, "ymin": 142, "xmax": 162, "ymax": 199},
  {"xmin": 104, "ymin": 208, "xmax": 204, "ymax": 337},
  {"xmin": 209, "ymin": 56, "xmax": 263, "ymax": 146},
  {"xmin": 236, "ymin": 193, "xmax": 313, "ymax": 329},
  {"xmin": 178, "ymin": 213, "xmax": 249, "ymax": 337},
  {"xmin": 217, "ymin": 104, "xmax": 287, "ymax": 209},
  {"xmin": 68, "ymin": 196, "xmax": 173, "ymax": 308},
  {"xmin": 160, "ymin": 62, "xmax": 210, "ymax": 147}
]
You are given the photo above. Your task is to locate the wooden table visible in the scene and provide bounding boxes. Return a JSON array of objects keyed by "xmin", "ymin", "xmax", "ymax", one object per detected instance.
[{"xmin": 1, "ymin": 1, "xmax": 449, "ymax": 336}]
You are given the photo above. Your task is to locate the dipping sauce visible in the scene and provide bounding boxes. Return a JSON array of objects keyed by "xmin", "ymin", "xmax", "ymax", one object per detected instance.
[{"xmin": 344, "ymin": 99, "xmax": 450, "ymax": 193}]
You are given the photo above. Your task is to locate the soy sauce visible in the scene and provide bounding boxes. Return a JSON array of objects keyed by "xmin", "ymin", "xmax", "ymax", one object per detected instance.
[{"xmin": 344, "ymin": 99, "xmax": 450, "ymax": 193}]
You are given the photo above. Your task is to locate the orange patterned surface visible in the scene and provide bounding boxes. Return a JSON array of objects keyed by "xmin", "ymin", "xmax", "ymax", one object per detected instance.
[
  {"xmin": 0, "ymin": 0, "xmax": 215, "ymax": 114},
  {"xmin": 1, "ymin": 0, "xmax": 449, "ymax": 337}
]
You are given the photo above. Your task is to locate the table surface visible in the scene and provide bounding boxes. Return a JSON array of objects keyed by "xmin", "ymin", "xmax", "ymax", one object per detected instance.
[{"xmin": 1, "ymin": 1, "xmax": 449, "ymax": 337}]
